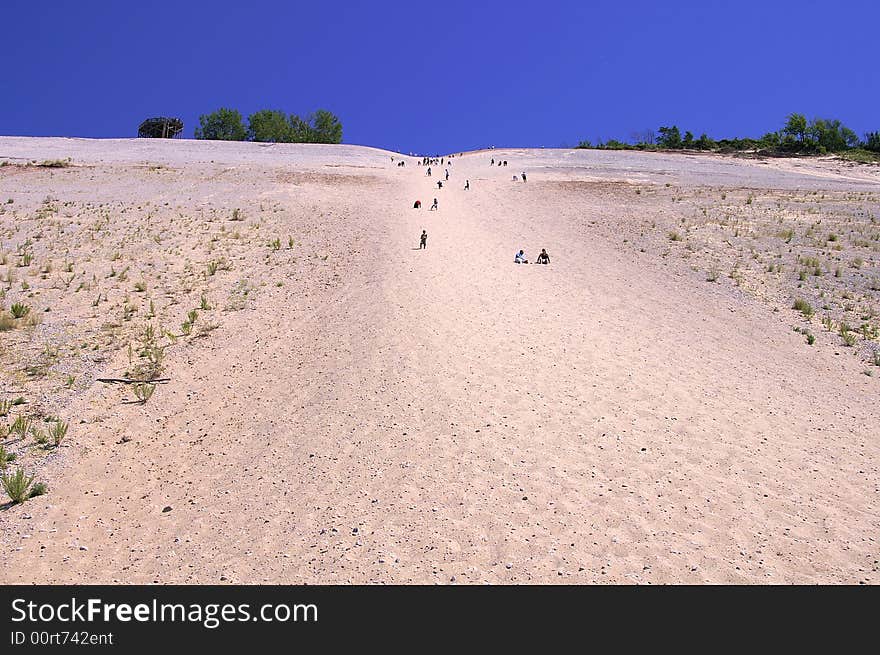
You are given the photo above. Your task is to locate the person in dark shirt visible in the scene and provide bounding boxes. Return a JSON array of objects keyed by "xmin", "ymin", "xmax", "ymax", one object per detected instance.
[{"xmin": 535, "ymin": 249, "xmax": 550, "ymax": 264}]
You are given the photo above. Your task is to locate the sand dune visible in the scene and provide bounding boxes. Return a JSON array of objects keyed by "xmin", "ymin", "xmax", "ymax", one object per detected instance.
[{"xmin": 0, "ymin": 138, "xmax": 878, "ymax": 583}]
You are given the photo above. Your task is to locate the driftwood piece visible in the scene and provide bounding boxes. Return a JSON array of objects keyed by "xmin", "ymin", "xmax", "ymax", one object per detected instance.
[{"xmin": 97, "ymin": 378, "xmax": 171, "ymax": 385}]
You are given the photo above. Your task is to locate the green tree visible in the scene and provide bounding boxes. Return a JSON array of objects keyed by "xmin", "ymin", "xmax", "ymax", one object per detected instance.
[
  {"xmin": 695, "ymin": 133, "xmax": 716, "ymax": 150},
  {"xmin": 783, "ymin": 113, "xmax": 808, "ymax": 146},
  {"xmin": 657, "ymin": 125, "xmax": 682, "ymax": 149},
  {"xmin": 308, "ymin": 109, "xmax": 343, "ymax": 144},
  {"xmin": 248, "ymin": 109, "xmax": 295, "ymax": 142},
  {"xmin": 864, "ymin": 132, "xmax": 880, "ymax": 153},
  {"xmin": 194, "ymin": 108, "xmax": 247, "ymax": 141},
  {"xmin": 288, "ymin": 114, "xmax": 314, "ymax": 142},
  {"xmin": 682, "ymin": 131, "xmax": 694, "ymax": 148},
  {"xmin": 760, "ymin": 131, "xmax": 781, "ymax": 149},
  {"xmin": 808, "ymin": 118, "xmax": 858, "ymax": 152}
]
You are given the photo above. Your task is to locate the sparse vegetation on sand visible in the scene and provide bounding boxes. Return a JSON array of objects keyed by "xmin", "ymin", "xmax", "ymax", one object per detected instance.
[{"xmin": 0, "ymin": 146, "xmax": 348, "ymax": 500}]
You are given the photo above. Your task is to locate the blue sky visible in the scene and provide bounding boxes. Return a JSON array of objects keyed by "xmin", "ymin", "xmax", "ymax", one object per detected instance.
[{"xmin": 2, "ymin": 0, "xmax": 878, "ymax": 153}]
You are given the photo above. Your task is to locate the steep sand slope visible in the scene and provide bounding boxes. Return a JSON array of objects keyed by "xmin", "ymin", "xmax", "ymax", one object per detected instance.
[{"xmin": 0, "ymin": 139, "xmax": 877, "ymax": 583}]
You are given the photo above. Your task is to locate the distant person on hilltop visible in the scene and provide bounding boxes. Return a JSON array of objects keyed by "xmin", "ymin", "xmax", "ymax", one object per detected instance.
[
  {"xmin": 445, "ymin": 169, "xmax": 449, "ymax": 180},
  {"xmin": 491, "ymin": 158, "xmax": 495, "ymax": 166},
  {"xmin": 427, "ymin": 167, "xmax": 432, "ymax": 176},
  {"xmin": 420, "ymin": 230, "xmax": 428, "ymax": 249},
  {"xmin": 521, "ymin": 172, "xmax": 527, "ymax": 182},
  {"xmin": 514, "ymin": 249, "xmax": 528, "ymax": 264},
  {"xmin": 535, "ymin": 249, "xmax": 550, "ymax": 264},
  {"xmin": 503, "ymin": 160, "xmax": 508, "ymax": 166},
  {"xmin": 430, "ymin": 198, "xmax": 438, "ymax": 211}
]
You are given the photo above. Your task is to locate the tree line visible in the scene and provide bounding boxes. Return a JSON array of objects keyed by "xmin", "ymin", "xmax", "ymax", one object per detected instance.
[
  {"xmin": 194, "ymin": 107, "xmax": 343, "ymax": 144},
  {"xmin": 579, "ymin": 114, "xmax": 880, "ymax": 158}
]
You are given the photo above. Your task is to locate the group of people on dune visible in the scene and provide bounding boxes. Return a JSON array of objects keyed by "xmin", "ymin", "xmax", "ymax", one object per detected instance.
[
  {"xmin": 408, "ymin": 155, "xmax": 549, "ymax": 264},
  {"xmin": 514, "ymin": 248, "xmax": 550, "ymax": 264}
]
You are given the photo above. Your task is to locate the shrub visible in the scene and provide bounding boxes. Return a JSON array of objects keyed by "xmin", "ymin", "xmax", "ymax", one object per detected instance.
[
  {"xmin": 50, "ymin": 420, "xmax": 68, "ymax": 447},
  {"xmin": 133, "ymin": 383, "xmax": 156, "ymax": 404},
  {"xmin": 31, "ymin": 426, "xmax": 48, "ymax": 446},
  {"xmin": 1, "ymin": 468, "xmax": 35, "ymax": 504},
  {"xmin": 793, "ymin": 299, "xmax": 813, "ymax": 317},
  {"xmin": 0, "ymin": 444, "xmax": 16, "ymax": 469},
  {"xmin": 30, "ymin": 482, "xmax": 47, "ymax": 497},
  {"xmin": 10, "ymin": 415, "xmax": 31, "ymax": 439},
  {"xmin": 10, "ymin": 303, "xmax": 29, "ymax": 318}
]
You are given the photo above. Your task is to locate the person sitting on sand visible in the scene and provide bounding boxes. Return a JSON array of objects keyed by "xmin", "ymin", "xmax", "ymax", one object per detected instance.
[
  {"xmin": 430, "ymin": 198, "xmax": 438, "ymax": 211},
  {"xmin": 413, "ymin": 200, "xmax": 421, "ymax": 209},
  {"xmin": 420, "ymin": 230, "xmax": 428, "ymax": 249},
  {"xmin": 535, "ymin": 248, "xmax": 550, "ymax": 264},
  {"xmin": 514, "ymin": 249, "xmax": 528, "ymax": 264}
]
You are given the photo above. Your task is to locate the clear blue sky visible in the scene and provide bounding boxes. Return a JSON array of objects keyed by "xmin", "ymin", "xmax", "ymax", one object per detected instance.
[{"xmin": 2, "ymin": 0, "xmax": 877, "ymax": 153}]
